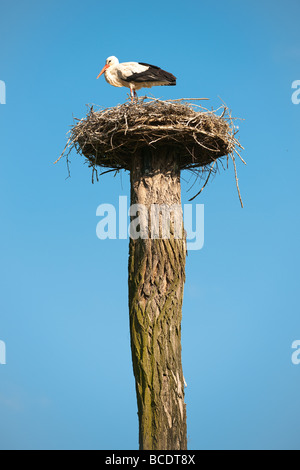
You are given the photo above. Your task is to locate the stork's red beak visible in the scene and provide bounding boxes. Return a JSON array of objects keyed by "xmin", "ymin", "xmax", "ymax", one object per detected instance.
[{"xmin": 97, "ymin": 64, "xmax": 109, "ymax": 79}]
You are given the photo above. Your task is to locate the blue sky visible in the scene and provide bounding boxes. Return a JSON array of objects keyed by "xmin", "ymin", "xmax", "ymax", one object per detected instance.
[{"xmin": 0, "ymin": 0, "xmax": 299, "ymax": 450}]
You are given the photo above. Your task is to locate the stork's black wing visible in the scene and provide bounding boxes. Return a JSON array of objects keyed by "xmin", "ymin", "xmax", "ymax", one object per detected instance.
[{"xmin": 123, "ymin": 63, "xmax": 176, "ymax": 85}]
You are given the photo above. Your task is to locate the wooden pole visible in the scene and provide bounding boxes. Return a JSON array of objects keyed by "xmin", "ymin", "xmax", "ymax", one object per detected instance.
[{"xmin": 128, "ymin": 148, "xmax": 187, "ymax": 450}]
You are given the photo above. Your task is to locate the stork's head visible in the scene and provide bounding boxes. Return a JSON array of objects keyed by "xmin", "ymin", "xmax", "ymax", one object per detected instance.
[{"xmin": 97, "ymin": 56, "xmax": 119, "ymax": 79}]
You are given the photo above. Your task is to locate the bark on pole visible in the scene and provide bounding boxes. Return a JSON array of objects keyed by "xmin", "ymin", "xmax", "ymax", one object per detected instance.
[{"xmin": 128, "ymin": 148, "xmax": 187, "ymax": 450}]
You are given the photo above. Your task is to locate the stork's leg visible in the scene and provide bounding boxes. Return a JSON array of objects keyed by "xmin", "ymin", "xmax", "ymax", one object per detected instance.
[
  {"xmin": 130, "ymin": 86, "xmax": 135, "ymax": 103},
  {"xmin": 134, "ymin": 89, "xmax": 138, "ymax": 100}
]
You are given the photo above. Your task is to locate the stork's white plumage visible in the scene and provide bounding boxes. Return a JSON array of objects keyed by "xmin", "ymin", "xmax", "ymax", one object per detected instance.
[{"xmin": 97, "ymin": 56, "xmax": 176, "ymax": 101}]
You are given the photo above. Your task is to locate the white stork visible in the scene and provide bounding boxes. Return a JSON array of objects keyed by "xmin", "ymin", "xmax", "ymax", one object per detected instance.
[{"xmin": 97, "ymin": 56, "xmax": 176, "ymax": 101}]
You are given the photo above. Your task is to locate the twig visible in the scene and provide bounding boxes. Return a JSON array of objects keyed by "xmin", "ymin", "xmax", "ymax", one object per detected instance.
[
  {"xmin": 54, "ymin": 138, "xmax": 71, "ymax": 164},
  {"xmin": 231, "ymin": 154, "xmax": 244, "ymax": 208},
  {"xmin": 189, "ymin": 161, "xmax": 217, "ymax": 201}
]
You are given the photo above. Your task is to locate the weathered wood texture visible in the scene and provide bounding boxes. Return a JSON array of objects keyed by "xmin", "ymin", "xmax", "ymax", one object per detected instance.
[{"xmin": 128, "ymin": 148, "xmax": 187, "ymax": 450}]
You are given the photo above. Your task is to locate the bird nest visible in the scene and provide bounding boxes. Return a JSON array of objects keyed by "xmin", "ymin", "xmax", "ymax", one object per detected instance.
[{"xmin": 56, "ymin": 97, "xmax": 245, "ymax": 204}]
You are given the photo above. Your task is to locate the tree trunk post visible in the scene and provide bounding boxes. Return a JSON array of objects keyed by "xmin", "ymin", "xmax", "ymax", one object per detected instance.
[{"xmin": 128, "ymin": 148, "xmax": 187, "ymax": 450}]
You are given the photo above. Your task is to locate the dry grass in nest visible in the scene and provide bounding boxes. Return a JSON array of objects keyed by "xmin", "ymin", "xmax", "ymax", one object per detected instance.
[{"xmin": 56, "ymin": 97, "xmax": 245, "ymax": 205}]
